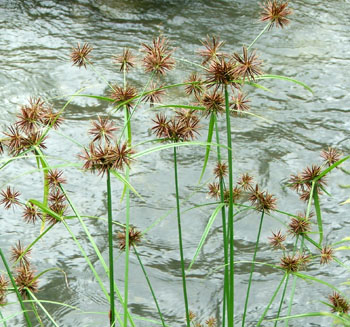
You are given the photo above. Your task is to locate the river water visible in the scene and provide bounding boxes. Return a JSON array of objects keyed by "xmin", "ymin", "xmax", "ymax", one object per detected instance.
[{"xmin": 1, "ymin": 0, "xmax": 350, "ymax": 326}]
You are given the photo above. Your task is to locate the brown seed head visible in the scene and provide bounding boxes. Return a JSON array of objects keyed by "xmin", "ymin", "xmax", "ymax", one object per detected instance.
[
  {"xmin": 249, "ymin": 184, "xmax": 277, "ymax": 213},
  {"xmin": 110, "ymin": 84, "xmax": 137, "ymax": 110},
  {"xmin": 321, "ymin": 147, "xmax": 342, "ymax": 167},
  {"xmin": 11, "ymin": 241, "xmax": 31, "ymax": 268},
  {"xmin": 268, "ymin": 230, "xmax": 286, "ymax": 250},
  {"xmin": 185, "ymin": 73, "xmax": 205, "ymax": 99},
  {"xmin": 213, "ymin": 162, "xmax": 228, "ymax": 179},
  {"xmin": 70, "ymin": 42, "xmax": 92, "ymax": 68},
  {"xmin": 47, "ymin": 169, "xmax": 66, "ymax": 189},
  {"xmin": 237, "ymin": 173, "xmax": 254, "ymax": 191},
  {"xmin": 329, "ymin": 292, "xmax": 350, "ymax": 314},
  {"xmin": 142, "ymin": 83, "xmax": 166, "ymax": 107},
  {"xmin": 201, "ymin": 90, "xmax": 225, "ymax": 118},
  {"xmin": 117, "ymin": 226, "xmax": 142, "ymax": 251},
  {"xmin": 22, "ymin": 204, "xmax": 42, "ymax": 224},
  {"xmin": 189, "ymin": 310, "xmax": 196, "ymax": 322},
  {"xmin": 260, "ymin": 0, "xmax": 292, "ymax": 29},
  {"xmin": 15, "ymin": 265, "xmax": 39, "ymax": 299},
  {"xmin": 198, "ymin": 35, "xmax": 226, "ymax": 65},
  {"xmin": 41, "ymin": 108, "xmax": 64, "ymax": 130},
  {"xmin": 208, "ymin": 182, "xmax": 220, "ymax": 199},
  {"xmin": 205, "ymin": 317, "xmax": 216, "ymax": 327},
  {"xmin": 280, "ymin": 252, "xmax": 310, "ymax": 272},
  {"xmin": 0, "ymin": 186, "xmax": 21, "ymax": 210},
  {"xmin": 205, "ymin": 57, "xmax": 236, "ymax": 87},
  {"xmin": 288, "ymin": 215, "xmax": 312, "ymax": 236},
  {"xmin": 3, "ymin": 125, "xmax": 26, "ymax": 156},
  {"xmin": 152, "ymin": 113, "xmax": 170, "ymax": 139},
  {"xmin": 231, "ymin": 92, "xmax": 251, "ymax": 115},
  {"xmin": 16, "ymin": 97, "xmax": 45, "ymax": 133},
  {"xmin": 113, "ymin": 48, "xmax": 135, "ymax": 72},
  {"xmin": 141, "ymin": 37, "xmax": 175, "ymax": 75},
  {"xmin": 0, "ymin": 275, "xmax": 8, "ymax": 304},
  {"xmin": 88, "ymin": 116, "xmax": 118, "ymax": 144},
  {"xmin": 232, "ymin": 47, "xmax": 263, "ymax": 82},
  {"xmin": 320, "ymin": 246, "xmax": 334, "ymax": 265}
]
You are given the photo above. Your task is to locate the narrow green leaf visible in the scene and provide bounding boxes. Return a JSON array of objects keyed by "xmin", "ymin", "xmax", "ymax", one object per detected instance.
[
  {"xmin": 28, "ymin": 199, "xmax": 62, "ymax": 222},
  {"xmin": 187, "ymin": 203, "xmax": 225, "ymax": 271},
  {"xmin": 70, "ymin": 94, "xmax": 115, "ymax": 102},
  {"xmin": 152, "ymin": 104, "xmax": 205, "ymax": 111},
  {"xmin": 256, "ymin": 74, "xmax": 313, "ymax": 93},
  {"xmin": 199, "ymin": 113, "xmax": 215, "ymax": 183},
  {"xmin": 110, "ymin": 169, "xmax": 144, "ymax": 201},
  {"xmin": 313, "ymin": 187, "xmax": 323, "ymax": 245},
  {"xmin": 315, "ymin": 156, "xmax": 350, "ymax": 181}
]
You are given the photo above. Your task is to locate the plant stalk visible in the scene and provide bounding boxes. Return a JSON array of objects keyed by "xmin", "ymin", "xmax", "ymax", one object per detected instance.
[
  {"xmin": 242, "ymin": 210, "xmax": 265, "ymax": 327},
  {"xmin": 107, "ymin": 169, "xmax": 116, "ymax": 326},
  {"xmin": 224, "ymin": 84, "xmax": 234, "ymax": 326},
  {"xmin": 173, "ymin": 147, "xmax": 190, "ymax": 327}
]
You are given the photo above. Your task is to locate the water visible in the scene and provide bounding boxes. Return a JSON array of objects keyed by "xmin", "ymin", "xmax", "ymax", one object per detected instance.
[{"xmin": 1, "ymin": 0, "xmax": 350, "ymax": 326}]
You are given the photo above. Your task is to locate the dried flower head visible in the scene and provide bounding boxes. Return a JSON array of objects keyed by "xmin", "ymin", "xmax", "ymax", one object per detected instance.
[
  {"xmin": 329, "ymin": 292, "xmax": 350, "ymax": 314},
  {"xmin": 22, "ymin": 131, "xmax": 47, "ymax": 150},
  {"xmin": 0, "ymin": 186, "xmax": 21, "ymax": 210},
  {"xmin": 208, "ymin": 182, "xmax": 220, "ymax": 199},
  {"xmin": 280, "ymin": 253, "xmax": 310, "ymax": 272},
  {"xmin": 268, "ymin": 230, "xmax": 286, "ymax": 250},
  {"xmin": 214, "ymin": 162, "xmax": 228, "ymax": 179},
  {"xmin": 201, "ymin": 90, "xmax": 225, "ymax": 118},
  {"xmin": 260, "ymin": 0, "xmax": 292, "ymax": 29},
  {"xmin": 249, "ymin": 184, "xmax": 277, "ymax": 213},
  {"xmin": 11, "ymin": 241, "xmax": 31, "ymax": 268},
  {"xmin": 70, "ymin": 42, "xmax": 93, "ymax": 68},
  {"xmin": 0, "ymin": 275, "xmax": 8, "ymax": 304},
  {"xmin": 41, "ymin": 108, "xmax": 64, "ymax": 130},
  {"xmin": 117, "ymin": 226, "xmax": 142, "ymax": 250},
  {"xmin": 199, "ymin": 35, "xmax": 226, "ymax": 65},
  {"xmin": 288, "ymin": 215, "xmax": 312, "ymax": 236},
  {"xmin": 110, "ymin": 84, "xmax": 137, "ymax": 110},
  {"xmin": 189, "ymin": 310, "xmax": 196, "ymax": 322},
  {"xmin": 231, "ymin": 92, "xmax": 251, "ymax": 115},
  {"xmin": 321, "ymin": 147, "xmax": 342, "ymax": 167},
  {"xmin": 233, "ymin": 47, "xmax": 263, "ymax": 82},
  {"xmin": 16, "ymin": 97, "xmax": 45, "ymax": 133},
  {"xmin": 141, "ymin": 36, "xmax": 175, "ymax": 75},
  {"xmin": 320, "ymin": 246, "xmax": 334, "ymax": 265},
  {"xmin": 185, "ymin": 73, "xmax": 204, "ymax": 99},
  {"xmin": 237, "ymin": 173, "xmax": 254, "ymax": 191},
  {"xmin": 205, "ymin": 57, "xmax": 236, "ymax": 87},
  {"xmin": 88, "ymin": 116, "xmax": 118, "ymax": 144},
  {"xmin": 80, "ymin": 142, "xmax": 135, "ymax": 176},
  {"xmin": 22, "ymin": 204, "xmax": 42, "ymax": 224},
  {"xmin": 152, "ymin": 113, "xmax": 170, "ymax": 139},
  {"xmin": 205, "ymin": 317, "xmax": 216, "ymax": 327},
  {"xmin": 47, "ymin": 169, "xmax": 66, "ymax": 189},
  {"xmin": 3, "ymin": 125, "xmax": 26, "ymax": 155},
  {"xmin": 142, "ymin": 83, "xmax": 166, "ymax": 107},
  {"xmin": 15, "ymin": 266, "xmax": 39, "ymax": 299},
  {"xmin": 113, "ymin": 48, "xmax": 136, "ymax": 72}
]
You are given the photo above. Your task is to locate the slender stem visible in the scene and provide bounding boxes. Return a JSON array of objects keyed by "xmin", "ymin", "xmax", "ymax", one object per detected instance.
[
  {"xmin": 124, "ymin": 167, "xmax": 130, "ymax": 327},
  {"xmin": 214, "ymin": 115, "xmax": 228, "ymax": 327},
  {"xmin": 173, "ymin": 147, "xmax": 190, "ymax": 327},
  {"xmin": 133, "ymin": 246, "xmax": 166, "ymax": 327},
  {"xmin": 274, "ymin": 274, "xmax": 290, "ymax": 327},
  {"xmin": 285, "ymin": 237, "xmax": 304, "ymax": 327},
  {"xmin": 257, "ymin": 273, "xmax": 287, "ymax": 327},
  {"xmin": 247, "ymin": 22, "xmax": 272, "ymax": 50},
  {"xmin": 0, "ymin": 248, "xmax": 32, "ymax": 327},
  {"xmin": 107, "ymin": 169, "xmax": 116, "ymax": 326},
  {"xmin": 224, "ymin": 84, "xmax": 234, "ymax": 326},
  {"xmin": 242, "ymin": 210, "xmax": 265, "ymax": 327},
  {"xmin": 274, "ymin": 236, "xmax": 299, "ymax": 326}
]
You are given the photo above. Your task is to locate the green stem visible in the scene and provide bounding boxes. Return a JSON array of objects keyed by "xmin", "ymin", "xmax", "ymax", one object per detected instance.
[
  {"xmin": 257, "ymin": 273, "xmax": 287, "ymax": 327},
  {"xmin": 214, "ymin": 115, "xmax": 228, "ymax": 327},
  {"xmin": 242, "ymin": 210, "xmax": 265, "ymax": 327},
  {"xmin": 274, "ymin": 236, "xmax": 299, "ymax": 326},
  {"xmin": 285, "ymin": 237, "xmax": 304, "ymax": 327},
  {"xmin": 224, "ymin": 84, "xmax": 234, "ymax": 326},
  {"xmin": 247, "ymin": 22, "xmax": 272, "ymax": 50},
  {"xmin": 107, "ymin": 169, "xmax": 116, "ymax": 327},
  {"xmin": 124, "ymin": 167, "xmax": 130, "ymax": 327},
  {"xmin": 0, "ymin": 248, "xmax": 32, "ymax": 327},
  {"xmin": 133, "ymin": 246, "xmax": 166, "ymax": 327},
  {"xmin": 173, "ymin": 147, "xmax": 190, "ymax": 327}
]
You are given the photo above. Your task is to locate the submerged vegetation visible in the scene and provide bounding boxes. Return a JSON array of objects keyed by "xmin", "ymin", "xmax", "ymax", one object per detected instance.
[{"xmin": 1, "ymin": 1, "xmax": 350, "ymax": 326}]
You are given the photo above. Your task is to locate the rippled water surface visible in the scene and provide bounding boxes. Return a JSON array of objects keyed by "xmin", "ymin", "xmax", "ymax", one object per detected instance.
[{"xmin": 1, "ymin": 0, "xmax": 350, "ymax": 326}]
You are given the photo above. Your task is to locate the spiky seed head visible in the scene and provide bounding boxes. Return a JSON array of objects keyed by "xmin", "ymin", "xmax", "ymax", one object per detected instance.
[{"xmin": 70, "ymin": 42, "xmax": 92, "ymax": 68}]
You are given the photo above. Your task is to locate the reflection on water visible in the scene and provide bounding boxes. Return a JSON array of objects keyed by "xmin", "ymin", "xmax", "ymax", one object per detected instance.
[{"xmin": 1, "ymin": 0, "xmax": 350, "ymax": 326}]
